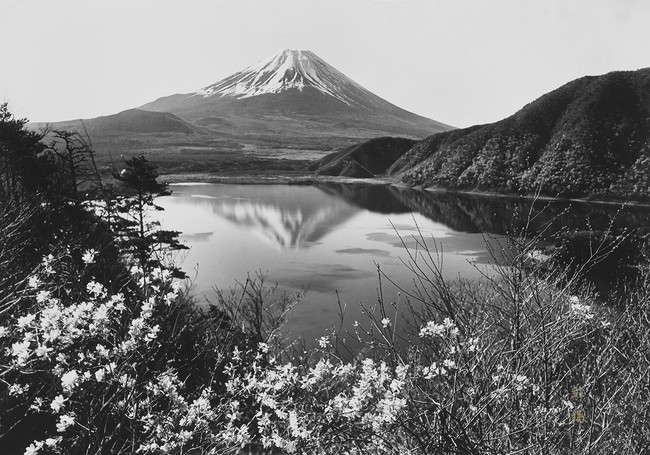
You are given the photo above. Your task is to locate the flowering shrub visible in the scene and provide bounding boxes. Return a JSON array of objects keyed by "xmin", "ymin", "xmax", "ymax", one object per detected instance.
[{"xmin": 1, "ymin": 105, "xmax": 648, "ymax": 453}]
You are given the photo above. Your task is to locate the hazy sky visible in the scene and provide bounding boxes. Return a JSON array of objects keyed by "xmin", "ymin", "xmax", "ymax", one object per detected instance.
[{"xmin": 1, "ymin": 0, "xmax": 648, "ymax": 128}]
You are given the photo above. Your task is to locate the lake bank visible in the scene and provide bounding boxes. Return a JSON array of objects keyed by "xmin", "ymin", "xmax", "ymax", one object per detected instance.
[{"xmin": 161, "ymin": 171, "xmax": 650, "ymax": 208}]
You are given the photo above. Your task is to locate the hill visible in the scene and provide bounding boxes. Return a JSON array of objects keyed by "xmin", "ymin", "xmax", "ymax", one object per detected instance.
[
  {"xmin": 46, "ymin": 109, "xmax": 201, "ymax": 135},
  {"xmin": 390, "ymin": 68, "xmax": 650, "ymax": 199},
  {"xmin": 308, "ymin": 137, "xmax": 417, "ymax": 177}
]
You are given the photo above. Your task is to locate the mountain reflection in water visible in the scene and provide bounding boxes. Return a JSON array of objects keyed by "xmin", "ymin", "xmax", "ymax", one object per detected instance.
[
  {"xmin": 181, "ymin": 185, "xmax": 358, "ymax": 249},
  {"xmin": 158, "ymin": 183, "xmax": 650, "ymax": 343}
]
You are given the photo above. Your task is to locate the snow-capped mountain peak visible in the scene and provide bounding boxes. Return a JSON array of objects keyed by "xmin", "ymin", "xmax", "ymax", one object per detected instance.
[{"xmin": 193, "ymin": 49, "xmax": 365, "ymax": 105}]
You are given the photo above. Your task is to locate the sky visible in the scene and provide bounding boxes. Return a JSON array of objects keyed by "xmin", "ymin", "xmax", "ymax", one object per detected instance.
[{"xmin": 0, "ymin": 0, "xmax": 648, "ymax": 128}]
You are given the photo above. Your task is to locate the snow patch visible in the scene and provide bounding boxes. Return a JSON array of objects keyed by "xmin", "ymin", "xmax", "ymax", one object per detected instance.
[{"xmin": 193, "ymin": 49, "xmax": 366, "ymax": 106}]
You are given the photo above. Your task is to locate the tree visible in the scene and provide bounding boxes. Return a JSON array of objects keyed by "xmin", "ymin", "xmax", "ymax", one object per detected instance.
[
  {"xmin": 113, "ymin": 155, "xmax": 187, "ymax": 278},
  {"xmin": 0, "ymin": 103, "xmax": 50, "ymax": 202}
]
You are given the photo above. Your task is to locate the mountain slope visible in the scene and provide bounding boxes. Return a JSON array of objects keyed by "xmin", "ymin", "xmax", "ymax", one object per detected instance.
[
  {"xmin": 390, "ymin": 68, "xmax": 650, "ymax": 199},
  {"xmin": 308, "ymin": 137, "xmax": 417, "ymax": 177},
  {"xmin": 45, "ymin": 109, "xmax": 201, "ymax": 135},
  {"xmin": 140, "ymin": 49, "xmax": 451, "ymax": 139}
]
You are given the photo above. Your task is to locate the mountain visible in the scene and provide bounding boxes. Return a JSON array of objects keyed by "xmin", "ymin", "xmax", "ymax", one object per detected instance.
[
  {"xmin": 48, "ymin": 109, "xmax": 201, "ymax": 135},
  {"xmin": 308, "ymin": 136, "xmax": 417, "ymax": 177},
  {"xmin": 140, "ymin": 49, "xmax": 451, "ymax": 140},
  {"xmin": 389, "ymin": 67, "xmax": 650, "ymax": 200}
]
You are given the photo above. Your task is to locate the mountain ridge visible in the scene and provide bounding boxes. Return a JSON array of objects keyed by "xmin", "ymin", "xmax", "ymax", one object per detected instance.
[
  {"xmin": 388, "ymin": 67, "xmax": 650, "ymax": 199},
  {"xmin": 139, "ymin": 49, "xmax": 452, "ymax": 138}
]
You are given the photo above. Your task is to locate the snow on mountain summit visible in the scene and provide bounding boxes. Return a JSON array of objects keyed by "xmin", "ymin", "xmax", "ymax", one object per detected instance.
[{"xmin": 193, "ymin": 49, "xmax": 366, "ymax": 105}]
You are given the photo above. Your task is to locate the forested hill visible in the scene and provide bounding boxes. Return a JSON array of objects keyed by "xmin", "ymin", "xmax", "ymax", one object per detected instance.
[{"xmin": 389, "ymin": 67, "xmax": 650, "ymax": 199}]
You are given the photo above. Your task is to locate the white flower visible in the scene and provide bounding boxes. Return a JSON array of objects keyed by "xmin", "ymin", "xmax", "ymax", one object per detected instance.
[
  {"xmin": 43, "ymin": 329, "xmax": 61, "ymax": 343},
  {"xmin": 443, "ymin": 359, "xmax": 457, "ymax": 369},
  {"xmin": 81, "ymin": 249, "xmax": 96, "ymax": 264},
  {"xmin": 381, "ymin": 318, "xmax": 391, "ymax": 328},
  {"xmin": 317, "ymin": 336, "xmax": 330, "ymax": 348},
  {"xmin": 569, "ymin": 295, "xmax": 580, "ymax": 304},
  {"xmin": 95, "ymin": 344, "xmax": 109, "ymax": 358},
  {"xmin": 86, "ymin": 281, "xmax": 106, "ymax": 298},
  {"xmin": 0, "ymin": 326, "xmax": 8, "ymax": 338},
  {"xmin": 11, "ymin": 340, "xmax": 31, "ymax": 365},
  {"xmin": 423, "ymin": 362, "xmax": 447, "ymax": 378},
  {"xmin": 17, "ymin": 313, "xmax": 36, "ymax": 329},
  {"xmin": 24, "ymin": 441, "xmax": 43, "ymax": 455},
  {"xmin": 94, "ymin": 369, "xmax": 105, "ymax": 382},
  {"xmin": 35, "ymin": 345, "xmax": 52, "ymax": 358},
  {"xmin": 60, "ymin": 370, "xmax": 79, "ymax": 392},
  {"xmin": 258, "ymin": 342, "xmax": 269, "ymax": 353},
  {"xmin": 56, "ymin": 414, "xmax": 74, "ymax": 432},
  {"xmin": 28, "ymin": 275, "xmax": 41, "ymax": 289},
  {"xmin": 9, "ymin": 383, "xmax": 26, "ymax": 396},
  {"xmin": 50, "ymin": 395, "xmax": 67, "ymax": 413},
  {"xmin": 35, "ymin": 290, "xmax": 51, "ymax": 304},
  {"xmin": 419, "ymin": 321, "xmax": 445, "ymax": 338},
  {"xmin": 570, "ymin": 302, "xmax": 594, "ymax": 320}
]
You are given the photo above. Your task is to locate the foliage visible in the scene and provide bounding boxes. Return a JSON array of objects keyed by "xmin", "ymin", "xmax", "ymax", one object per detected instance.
[
  {"xmin": 394, "ymin": 68, "xmax": 650, "ymax": 200},
  {"xmin": 1, "ymin": 104, "xmax": 650, "ymax": 454},
  {"xmin": 112, "ymin": 155, "xmax": 187, "ymax": 278}
]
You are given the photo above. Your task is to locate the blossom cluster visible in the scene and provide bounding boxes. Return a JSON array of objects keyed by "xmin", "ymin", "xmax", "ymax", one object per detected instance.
[
  {"xmin": 0, "ymin": 249, "xmax": 186, "ymax": 454},
  {"xmin": 218, "ymin": 343, "xmax": 412, "ymax": 453}
]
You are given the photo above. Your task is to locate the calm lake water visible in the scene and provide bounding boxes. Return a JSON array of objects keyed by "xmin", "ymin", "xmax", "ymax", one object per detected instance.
[{"xmin": 157, "ymin": 183, "xmax": 650, "ymax": 343}]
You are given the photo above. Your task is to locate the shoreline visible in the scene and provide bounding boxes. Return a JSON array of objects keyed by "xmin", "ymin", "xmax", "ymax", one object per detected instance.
[{"xmin": 161, "ymin": 172, "xmax": 650, "ymax": 208}]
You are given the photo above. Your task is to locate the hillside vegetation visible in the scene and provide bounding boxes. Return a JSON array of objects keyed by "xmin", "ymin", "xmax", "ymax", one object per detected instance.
[
  {"xmin": 308, "ymin": 137, "xmax": 416, "ymax": 177},
  {"xmin": 388, "ymin": 68, "xmax": 650, "ymax": 199}
]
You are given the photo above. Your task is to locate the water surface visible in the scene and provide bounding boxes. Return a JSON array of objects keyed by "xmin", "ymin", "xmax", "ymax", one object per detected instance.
[{"xmin": 157, "ymin": 183, "xmax": 650, "ymax": 342}]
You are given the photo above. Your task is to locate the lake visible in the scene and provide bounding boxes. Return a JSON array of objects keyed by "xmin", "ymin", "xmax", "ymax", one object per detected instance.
[{"xmin": 157, "ymin": 182, "xmax": 650, "ymax": 344}]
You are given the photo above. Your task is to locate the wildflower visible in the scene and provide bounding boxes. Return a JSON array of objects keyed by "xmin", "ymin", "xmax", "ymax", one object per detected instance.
[
  {"xmin": 11, "ymin": 340, "xmax": 31, "ymax": 365},
  {"xmin": 35, "ymin": 345, "xmax": 52, "ymax": 358},
  {"xmin": 29, "ymin": 397, "xmax": 44, "ymax": 412},
  {"xmin": 423, "ymin": 362, "xmax": 447, "ymax": 379},
  {"xmin": 514, "ymin": 374, "xmax": 529, "ymax": 391},
  {"xmin": 24, "ymin": 441, "xmax": 43, "ymax": 455},
  {"xmin": 317, "ymin": 336, "xmax": 330, "ymax": 348},
  {"xmin": 466, "ymin": 337, "xmax": 480, "ymax": 352},
  {"xmin": 419, "ymin": 321, "xmax": 444, "ymax": 338},
  {"xmin": 28, "ymin": 275, "xmax": 41, "ymax": 289},
  {"xmin": 56, "ymin": 414, "xmax": 75, "ymax": 432},
  {"xmin": 60, "ymin": 370, "xmax": 79, "ymax": 392},
  {"xmin": 81, "ymin": 249, "xmax": 96, "ymax": 264},
  {"xmin": 17, "ymin": 314, "xmax": 36, "ymax": 329},
  {"xmin": 94, "ymin": 369, "xmax": 105, "ymax": 382},
  {"xmin": 381, "ymin": 318, "xmax": 391, "ymax": 328},
  {"xmin": 443, "ymin": 359, "xmax": 457, "ymax": 369},
  {"xmin": 9, "ymin": 383, "xmax": 26, "ymax": 396},
  {"xmin": 0, "ymin": 326, "xmax": 7, "ymax": 338},
  {"xmin": 42, "ymin": 254, "xmax": 55, "ymax": 274},
  {"xmin": 50, "ymin": 395, "xmax": 67, "ymax": 413},
  {"xmin": 86, "ymin": 280, "xmax": 106, "ymax": 298},
  {"xmin": 569, "ymin": 302, "xmax": 594, "ymax": 320},
  {"xmin": 258, "ymin": 342, "xmax": 269, "ymax": 353}
]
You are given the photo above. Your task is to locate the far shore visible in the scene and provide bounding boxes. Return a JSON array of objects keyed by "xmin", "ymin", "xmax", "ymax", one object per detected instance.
[{"xmin": 161, "ymin": 171, "xmax": 650, "ymax": 208}]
